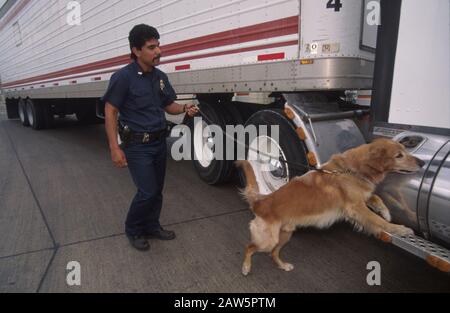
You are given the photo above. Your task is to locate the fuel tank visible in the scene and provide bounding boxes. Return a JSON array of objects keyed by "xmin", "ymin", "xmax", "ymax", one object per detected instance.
[{"xmin": 376, "ymin": 132, "xmax": 450, "ymax": 248}]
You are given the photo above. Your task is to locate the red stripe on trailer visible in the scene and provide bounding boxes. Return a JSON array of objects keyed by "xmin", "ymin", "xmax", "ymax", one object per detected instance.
[
  {"xmin": 163, "ymin": 16, "xmax": 298, "ymax": 57},
  {"xmin": 6, "ymin": 69, "xmax": 122, "ymax": 89},
  {"xmin": 3, "ymin": 40, "xmax": 298, "ymax": 89},
  {"xmin": 1, "ymin": 54, "xmax": 130, "ymax": 88},
  {"xmin": 159, "ymin": 40, "xmax": 296, "ymax": 67},
  {"xmin": 1, "ymin": 16, "xmax": 299, "ymax": 88},
  {"xmin": 175, "ymin": 64, "xmax": 190, "ymax": 71},
  {"xmin": 257, "ymin": 52, "xmax": 285, "ymax": 61}
]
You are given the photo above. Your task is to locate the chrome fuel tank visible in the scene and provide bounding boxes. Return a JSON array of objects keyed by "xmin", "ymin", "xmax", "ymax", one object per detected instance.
[{"xmin": 376, "ymin": 132, "xmax": 450, "ymax": 247}]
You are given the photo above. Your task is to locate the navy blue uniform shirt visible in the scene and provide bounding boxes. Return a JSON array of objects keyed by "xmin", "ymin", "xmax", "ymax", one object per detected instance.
[{"xmin": 102, "ymin": 60, "xmax": 177, "ymax": 133}]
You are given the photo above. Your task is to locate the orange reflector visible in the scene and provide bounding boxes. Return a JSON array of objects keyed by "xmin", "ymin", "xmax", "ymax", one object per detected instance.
[
  {"xmin": 296, "ymin": 127, "xmax": 307, "ymax": 140},
  {"xmin": 307, "ymin": 152, "xmax": 317, "ymax": 166},
  {"xmin": 426, "ymin": 255, "xmax": 450, "ymax": 273},
  {"xmin": 300, "ymin": 59, "xmax": 314, "ymax": 65},
  {"xmin": 377, "ymin": 232, "xmax": 392, "ymax": 243},
  {"xmin": 284, "ymin": 107, "xmax": 295, "ymax": 120}
]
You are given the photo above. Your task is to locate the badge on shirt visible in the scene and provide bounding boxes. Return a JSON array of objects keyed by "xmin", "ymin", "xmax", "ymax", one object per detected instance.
[{"xmin": 160, "ymin": 79, "xmax": 165, "ymax": 92}]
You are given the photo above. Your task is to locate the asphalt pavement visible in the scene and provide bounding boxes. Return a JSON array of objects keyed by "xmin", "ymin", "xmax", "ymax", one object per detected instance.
[{"xmin": 0, "ymin": 111, "xmax": 449, "ymax": 293}]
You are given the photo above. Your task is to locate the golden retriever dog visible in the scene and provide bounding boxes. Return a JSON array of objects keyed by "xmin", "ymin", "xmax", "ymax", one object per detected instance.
[{"xmin": 236, "ymin": 138, "xmax": 424, "ymax": 275}]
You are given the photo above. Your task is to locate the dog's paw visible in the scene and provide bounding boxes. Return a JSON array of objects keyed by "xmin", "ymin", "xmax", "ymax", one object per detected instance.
[
  {"xmin": 391, "ymin": 225, "xmax": 414, "ymax": 237},
  {"xmin": 242, "ymin": 263, "xmax": 251, "ymax": 276},
  {"xmin": 279, "ymin": 263, "xmax": 294, "ymax": 272}
]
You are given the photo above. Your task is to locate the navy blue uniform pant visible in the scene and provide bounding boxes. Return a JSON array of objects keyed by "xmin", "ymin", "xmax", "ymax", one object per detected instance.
[{"xmin": 123, "ymin": 139, "xmax": 167, "ymax": 236}]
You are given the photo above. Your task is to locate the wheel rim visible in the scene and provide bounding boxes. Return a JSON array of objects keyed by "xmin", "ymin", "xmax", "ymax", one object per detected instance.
[
  {"xmin": 193, "ymin": 119, "xmax": 215, "ymax": 168},
  {"xmin": 248, "ymin": 135, "xmax": 289, "ymax": 194},
  {"xmin": 26, "ymin": 101, "xmax": 34, "ymax": 126},
  {"xmin": 18, "ymin": 101, "xmax": 26, "ymax": 123}
]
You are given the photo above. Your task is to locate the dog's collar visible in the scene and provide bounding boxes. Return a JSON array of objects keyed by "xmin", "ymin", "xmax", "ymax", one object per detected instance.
[{"xmin": 317, "ymin": 168, "xmax": 375, "ymax": 188}]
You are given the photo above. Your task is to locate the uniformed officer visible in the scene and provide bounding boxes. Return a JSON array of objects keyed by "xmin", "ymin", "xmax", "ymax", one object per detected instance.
[{"xmin": 102, "ymin": 25, "xmax": 198, "ymax": 251}]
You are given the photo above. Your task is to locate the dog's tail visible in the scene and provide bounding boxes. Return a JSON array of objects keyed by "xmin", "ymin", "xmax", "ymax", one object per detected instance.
[{"xmin": 235, "ymin": 160, "xmax": 262, "ymax": 207}]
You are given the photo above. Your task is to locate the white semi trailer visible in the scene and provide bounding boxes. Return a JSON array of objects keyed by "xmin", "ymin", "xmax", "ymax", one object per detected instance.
[
  {"xmin": 1, "ymin": 0, "xmax": 376, "ymax": 183},
  {"xmin": 1, "ymin": 0, "xmax": 449, "ymax": 272}
]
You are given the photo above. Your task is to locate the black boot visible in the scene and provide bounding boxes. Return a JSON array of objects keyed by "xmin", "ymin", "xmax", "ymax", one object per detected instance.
[
  {"xmin": 144, "ymin": 227, "xmax": 176, "ymax": 240},
  {"xmin": 126, "ymin": 234, "xmax": 150, "ymax": 251}
]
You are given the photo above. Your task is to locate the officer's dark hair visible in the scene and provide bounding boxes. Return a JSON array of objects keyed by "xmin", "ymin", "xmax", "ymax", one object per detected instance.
[{"xmin": 129, "ymin": 24, "xmax": 160, "ymax": 60}]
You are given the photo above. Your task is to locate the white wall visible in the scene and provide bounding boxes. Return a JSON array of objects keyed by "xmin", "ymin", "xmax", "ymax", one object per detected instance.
[{"xmin": 389, "ymin": 0, "xmax": 450, "ymax": 129}]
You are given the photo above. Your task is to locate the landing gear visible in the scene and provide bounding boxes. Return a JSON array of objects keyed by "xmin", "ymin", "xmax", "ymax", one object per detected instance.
[
  {"xmin": 5, "ymin": 98, "xmax": 19, "ymax": 119},
  {"xmin": 76, "ymin": 101, "xmax": 102, "ymax": 124}
]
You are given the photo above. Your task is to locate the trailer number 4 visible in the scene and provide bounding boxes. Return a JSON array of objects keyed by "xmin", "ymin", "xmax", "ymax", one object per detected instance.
[{"xmin": 327, "ymin": 0, "xmax": 342, "ymax": 12}]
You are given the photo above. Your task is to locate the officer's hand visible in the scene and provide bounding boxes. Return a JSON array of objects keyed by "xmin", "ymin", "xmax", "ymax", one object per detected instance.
[
  {"xmin": 111, "ymin": 147, "xmax": 128, "ymax": 168},
  {"xmin": 185, "ymin": 104, "xmax": 199, "ymax": 117}
]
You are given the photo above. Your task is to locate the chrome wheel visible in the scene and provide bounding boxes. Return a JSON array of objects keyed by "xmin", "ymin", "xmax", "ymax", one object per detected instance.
[
  {"xmin": 248, "ymin": 135, "xmax": 289, "ymax": 194},
  {"xmin": 18, "ymin": 98, "xmax": 30, "ymax": 126}
]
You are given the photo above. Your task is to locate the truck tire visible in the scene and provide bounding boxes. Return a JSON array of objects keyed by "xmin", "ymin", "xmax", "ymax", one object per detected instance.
[
  {"xmin": 242, "ymin": 109, "xmax": 308, "ymax": 193},
  {"xmin": 18, "ymin": 98, "xmax": 30, "ymax": 127},
  {"xmin": 26, "ymin": 99, "xmax": 49, "ymax": 130},
  {"xmin": 233, "ymin": 101, "xmax": 260, "ymax": 122},
  {"xmin": 214, "ymin": 102, "xmax": 245, "ymax": 182},
  {"xmin": 223, "ymin": 102, "xmax": 244, "ymax": 126},
  {"xmin": 5, "ymin": 98, "xmax": 19, "ymax": 119},
  {"xmin": 187, "ymin": 101, "xmax": 228, "ymax": 185}
]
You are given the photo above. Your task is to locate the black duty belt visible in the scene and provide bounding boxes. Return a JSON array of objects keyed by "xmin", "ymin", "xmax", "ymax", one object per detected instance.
[
  {"xmin": 129, "ymin": 129, "xmax": 167, "ymax": 144},
  {"xmin": 119, "ymin": 125, "xmax": 167, "ymax": 146}
]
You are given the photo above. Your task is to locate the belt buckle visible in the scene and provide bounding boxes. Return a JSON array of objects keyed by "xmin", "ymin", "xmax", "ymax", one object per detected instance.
[{"xmin": 142, "ymin": 133, "xmax": 150, "ymax": 143}]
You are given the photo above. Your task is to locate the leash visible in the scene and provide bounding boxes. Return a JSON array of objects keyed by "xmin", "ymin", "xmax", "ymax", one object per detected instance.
[
  {"xmin": 192, "ymin": 106, "xmax": 319, "ymax": 174},
  {"xmin": 191, "ymin": 106, "xmax": 374, "ymax": 185}
]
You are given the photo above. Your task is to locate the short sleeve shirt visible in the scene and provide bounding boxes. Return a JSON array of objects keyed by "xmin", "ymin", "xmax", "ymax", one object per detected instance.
[{"xmin": 101, "ymin": 60, "xmax": 177, "ymax": 133}]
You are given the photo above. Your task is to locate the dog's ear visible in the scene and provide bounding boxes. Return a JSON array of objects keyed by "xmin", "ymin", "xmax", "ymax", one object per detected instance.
[{"xmin": 368, "ymin": 146, "xmax": 390, "ymax": 172}]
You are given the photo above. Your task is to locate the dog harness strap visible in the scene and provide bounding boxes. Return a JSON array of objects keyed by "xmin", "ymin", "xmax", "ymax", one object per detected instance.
[{"xmin": 317, "ymin": 168, "xmax": 375, "ymax": 188}]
